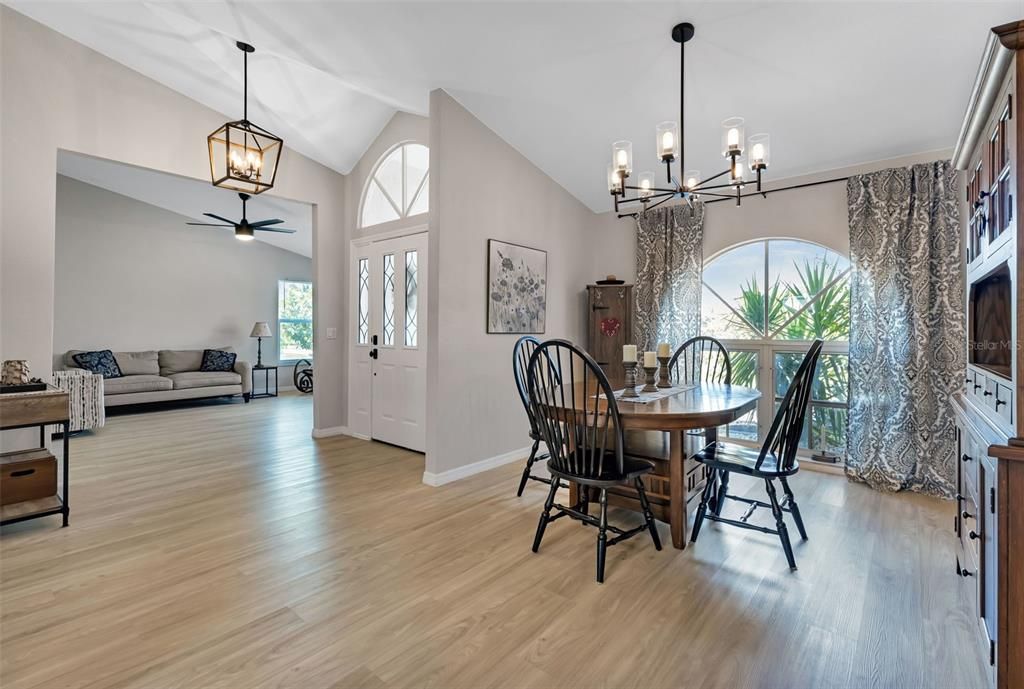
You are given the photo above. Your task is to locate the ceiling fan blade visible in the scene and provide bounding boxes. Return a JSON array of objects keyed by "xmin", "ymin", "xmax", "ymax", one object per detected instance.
[
  {"xmin": 186, "ymin": 222, "xmax": 233, "ymax": 227},
  {"xmin": 254, "ymin": 227, "xmax": 297, "ymax": 234},
  {"xmin": 203, "ymin": 212, "xmax": 237, "ymax": 224},
  {"xmin": 250, "ymin": 219, "xmax": 284, "ymax": 227}
]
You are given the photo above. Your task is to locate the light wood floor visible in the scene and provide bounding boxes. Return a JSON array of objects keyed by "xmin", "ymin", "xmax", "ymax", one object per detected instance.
[{"xmin": 0, "ymin": 394, "xmax": 986, "ymax": 689}]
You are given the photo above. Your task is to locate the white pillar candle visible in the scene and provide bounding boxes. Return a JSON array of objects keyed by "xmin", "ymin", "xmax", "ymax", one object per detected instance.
[
  {"xmin": 622, "ymin": 344, "xmax": 637, "ymax": 363},
  {"xmin": 643, "ymin": 351, "xmax": 657, "ymax": 368},
  {"xmin": 657, "ymin": 342, "xmax": 670, "ymax": 358}
]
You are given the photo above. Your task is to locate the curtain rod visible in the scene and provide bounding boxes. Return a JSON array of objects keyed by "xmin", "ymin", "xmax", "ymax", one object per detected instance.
[{"xmin": 618, "ymin": 175, "xmax": 850, "ymax": 219}]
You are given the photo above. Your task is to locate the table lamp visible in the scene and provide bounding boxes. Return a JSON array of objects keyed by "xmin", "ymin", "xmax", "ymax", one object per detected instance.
[{"xmin": 250, "ymin": 321, "xmax": 273, "ymax": 368}]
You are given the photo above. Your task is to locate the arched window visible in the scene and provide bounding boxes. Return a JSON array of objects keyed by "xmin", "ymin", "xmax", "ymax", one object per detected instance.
[
  {"xmin": 359, "ymin": 143, "xmax": 429, "ymax": 228},
  {"xmin": 700, "ymin": 239, "xmax": 850, "ymax": 462}
]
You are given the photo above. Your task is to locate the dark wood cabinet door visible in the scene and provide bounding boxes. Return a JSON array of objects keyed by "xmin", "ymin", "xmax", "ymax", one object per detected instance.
[{"xmin": 587, "ymin": 285, "xmax": 633, "ymax": 380}]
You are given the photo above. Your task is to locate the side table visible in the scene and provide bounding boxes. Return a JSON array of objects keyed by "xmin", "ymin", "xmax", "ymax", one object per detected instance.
[
  {"xmin": 0, "ymin": 386, "xmax": 70, "ymax": 527},
  {"xmin": 251, "ymin": 366, "xmax": 278, "ymax": 399}
]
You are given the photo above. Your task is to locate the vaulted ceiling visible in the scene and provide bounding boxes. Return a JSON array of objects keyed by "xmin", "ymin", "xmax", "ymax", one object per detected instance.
[{"xmin": 9, "ymin": 1, "xmax": 1021, "ymax": 211}]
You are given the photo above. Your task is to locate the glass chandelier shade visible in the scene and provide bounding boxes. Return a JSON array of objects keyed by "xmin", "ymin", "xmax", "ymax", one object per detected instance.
[
  {"xmin": 656, "ymin": 121, "xmax": 679, "ymax": 161},
  {"xmin": 638, "ymin": 171, "xmax": 655, "ymax": 199},
  {"xmin": 684, "ymin": 170, "xmax": 701, "ymax": 192},
  {"xmin": 730, "ymin": 156, "xmax": 746, "ymax": 184},
  {"xmin": 748, "ymin": 133, "xmax": 771, "ymax": 170},
  {"xmin": 611, "ymin": 140, "xmax": 633, "ymax": 176},
  {"xmin": 607, "ymin": 164, "xmax": 623, "ymax": 194},
  {"xmin": 721, "ymin": 117, "xmax": 745, "ymax": 157},
  {"xmin": 208, "ymin": 41, "xmax": 283, "ymax": 195}
]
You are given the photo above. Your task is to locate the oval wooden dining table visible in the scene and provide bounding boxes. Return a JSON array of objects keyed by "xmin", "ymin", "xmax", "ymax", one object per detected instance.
[{"xmin": 553, "ymin": 382, "xmax": 761, "ymax": 549}]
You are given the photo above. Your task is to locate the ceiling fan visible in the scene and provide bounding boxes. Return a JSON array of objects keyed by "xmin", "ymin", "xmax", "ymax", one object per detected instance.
[{"xmin": 186, "ymin": 192, "xmax": 297, "ymax": 241}]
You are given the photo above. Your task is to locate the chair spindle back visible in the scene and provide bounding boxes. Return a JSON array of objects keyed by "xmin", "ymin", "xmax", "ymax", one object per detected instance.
[
  {"xmin": 527, "ymin": 340, "xmax": 624, "ymax": 479},
  {"xmin": 668, "ymin": 336, "xmax": 732, "ymax": 386},
  {"xmin": 756, "ymin": 340, "xmax": 824, "ymax": 472},
  {"xmin": 513, "ymin": 336, "xmax": 543, "ymax": 434}
]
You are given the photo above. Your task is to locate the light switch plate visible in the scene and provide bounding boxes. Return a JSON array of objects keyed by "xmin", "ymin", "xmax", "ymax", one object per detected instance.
[{"xmin": 326, "ymin": 327, "xmax": 337, "ymax": 340}]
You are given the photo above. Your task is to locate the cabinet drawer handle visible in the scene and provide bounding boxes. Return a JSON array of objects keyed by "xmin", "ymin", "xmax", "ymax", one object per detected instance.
[
  {"xmin": 960, "ymin": 567, "xmax": 975, "ymax": 578},
  {"xmin": 983, "ymin": 390, "xmax": 993, "ymax": 397},
  {"xmin": 961, "ymin": 510, "xmax": 974, "ymax": 520},
  {"xmin": 969, "ymin": 530, "xmax": 980, "ymax": 541},
  {"xmin": 973, "ymin": 384, "xmax": 982, "ymax": 392},
  {"xmin": 10, "ymin": 469, "xmax": 35, "ymax": 478},
  {"xmin": 995, "ymin": 399, "xmax": 1006, "ymax": 409},
  {"xmin": 962, "ymin": 454, "xmax": 973, "ymax": 463}
]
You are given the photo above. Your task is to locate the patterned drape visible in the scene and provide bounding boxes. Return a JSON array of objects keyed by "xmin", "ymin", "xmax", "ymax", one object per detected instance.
[
  {"xmin": 634, "ymin": 204, "xmax": 704, "ymax": 351},
  {"xmin": 846, "ymin": 160, "xmax": 963, "ymax": 497}
]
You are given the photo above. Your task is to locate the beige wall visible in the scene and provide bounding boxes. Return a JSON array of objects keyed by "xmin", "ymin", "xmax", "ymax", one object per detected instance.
[
  {"xmin": 425, "ymin": 90, "xmax": 594, "ymax": 480},
  {"xmin": 588, "ymin": 149, "xmax": 954, "ymax": 282},
  {"xmin": 0, "ymin": 7, "xmax": 347, "ymax": 435},
  {"xmin": 53, "ymin": 176, "xmax": 312, "ymax": 385}
]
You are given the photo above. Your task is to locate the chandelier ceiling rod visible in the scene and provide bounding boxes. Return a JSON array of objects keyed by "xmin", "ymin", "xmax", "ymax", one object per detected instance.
[{"xmin": 238, "ymin": 41, "xmax": 254, "ymax": 122}]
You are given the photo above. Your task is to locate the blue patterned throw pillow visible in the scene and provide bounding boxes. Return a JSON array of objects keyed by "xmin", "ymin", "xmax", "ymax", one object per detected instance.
[
  {"xmin": 72, "ymin": 350, "xmax": 122, "ymax": 379},
  {"xmin": 200, "ymin": 349, "xmax": 237, "ymax": 372}
]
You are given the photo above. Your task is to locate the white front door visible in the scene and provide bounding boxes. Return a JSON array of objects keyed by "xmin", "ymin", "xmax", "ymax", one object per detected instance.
[{"xmin": 349, "ymin": 231, "xmax": 428, "ymax": 452}]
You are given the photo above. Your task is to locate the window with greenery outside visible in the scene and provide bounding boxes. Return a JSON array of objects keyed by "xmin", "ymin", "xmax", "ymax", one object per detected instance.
[
  {"xmin": 701, "ymin": 240, "xmax": 850, "ymax": 458},
  {"xmin": 278, "ymin": 280, "xmax": 313, "ymax": 361}
]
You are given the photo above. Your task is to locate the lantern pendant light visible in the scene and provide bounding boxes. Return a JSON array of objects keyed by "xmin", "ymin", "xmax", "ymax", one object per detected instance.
[{"xmin": 207, "ymin": 41, "xmax": 283, "ymax": 195}]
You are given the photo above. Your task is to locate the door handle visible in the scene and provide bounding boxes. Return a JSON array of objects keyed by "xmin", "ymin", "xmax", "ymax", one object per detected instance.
[
  {"xmin": 372, "ymin": 334, "xmax": 379, "ymax": 346},
  {"xmin": 369, "ymin": 349, "xmax": 378, "ymax": 360}
]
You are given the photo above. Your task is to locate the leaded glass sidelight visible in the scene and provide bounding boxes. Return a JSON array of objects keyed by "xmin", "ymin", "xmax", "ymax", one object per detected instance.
[
  {"xmin": 357, "ymin": 258, "xmax": 370, "ymax": 344},
  {"xmin": 405, "ymin": 251, "xmax": 418, "ymax": 346},
  {"xmin": 383, "ymin": 254, "xmax": 396, "ymax": 346}
]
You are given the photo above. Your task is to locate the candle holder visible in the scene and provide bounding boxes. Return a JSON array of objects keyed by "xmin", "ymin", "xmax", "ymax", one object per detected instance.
[
  {"xmin": 657, "ymin": 356, "xmax": 672, "ymax": 388},
  {"xmin": 621, "ymin": 361, "xmax": 639, "ymax": 398},
  {"xmin": 642, "ymin": 365, "xmax": 659, "ymax": 393}
]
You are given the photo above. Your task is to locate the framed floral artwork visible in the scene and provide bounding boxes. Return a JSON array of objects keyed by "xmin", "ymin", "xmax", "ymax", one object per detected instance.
[{"xmin": 487, "ymin": 239, "xmax": 547, "ymax": 334}]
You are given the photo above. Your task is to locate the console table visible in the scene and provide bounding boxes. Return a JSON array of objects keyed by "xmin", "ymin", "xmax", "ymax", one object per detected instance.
[{"xmin": 0, "ymin": 387, "xmax": 70, "ymax": 527}]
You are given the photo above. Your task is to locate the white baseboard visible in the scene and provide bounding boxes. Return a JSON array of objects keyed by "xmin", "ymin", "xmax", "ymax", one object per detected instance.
[
  {"xmin": 311, "ymin": 425, "xmax": 370, "ymax": 440},
  {"xmin": 422, "ymin": 444, "xmax": 533, "ymax": 487}
]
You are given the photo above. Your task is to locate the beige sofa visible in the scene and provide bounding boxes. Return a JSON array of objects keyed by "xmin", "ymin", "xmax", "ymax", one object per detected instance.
[{"xmin": 63, "ymin": 348, "xmax": 252, "ymax": 407}]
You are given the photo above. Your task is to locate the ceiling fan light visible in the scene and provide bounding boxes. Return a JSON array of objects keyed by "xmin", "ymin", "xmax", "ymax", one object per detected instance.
[{"xmin": 235, "ymin": 226, "xmax": 255, "ymax": 241}]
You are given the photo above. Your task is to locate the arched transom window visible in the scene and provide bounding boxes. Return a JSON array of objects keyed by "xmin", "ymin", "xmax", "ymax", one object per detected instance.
[
  {"xmin": 700, "ymin": 239, "xmax": 851, "ymax": 462},
  {"xmin": 360, "ymin": 143, "xmax": 429, "ymax": 228}
]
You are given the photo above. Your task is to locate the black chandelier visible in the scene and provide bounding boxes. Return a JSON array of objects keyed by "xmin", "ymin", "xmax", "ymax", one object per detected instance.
[
  {"xmin": 208, "ymin": 41, "xmax": 283, "ymax": 195},
  {"xmin": 608, "ymin": 22, "xmax": 771, "ymax": 214}
]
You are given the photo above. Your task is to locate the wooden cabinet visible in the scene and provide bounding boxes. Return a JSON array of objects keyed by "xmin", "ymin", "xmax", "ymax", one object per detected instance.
[
  {"xmin": 953, "ymin": 19, "xmax": 1024, "ymax": 689},
  {"xmin": 586, "ymin": 284, "xmax": 633, "ymax": 381}
]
